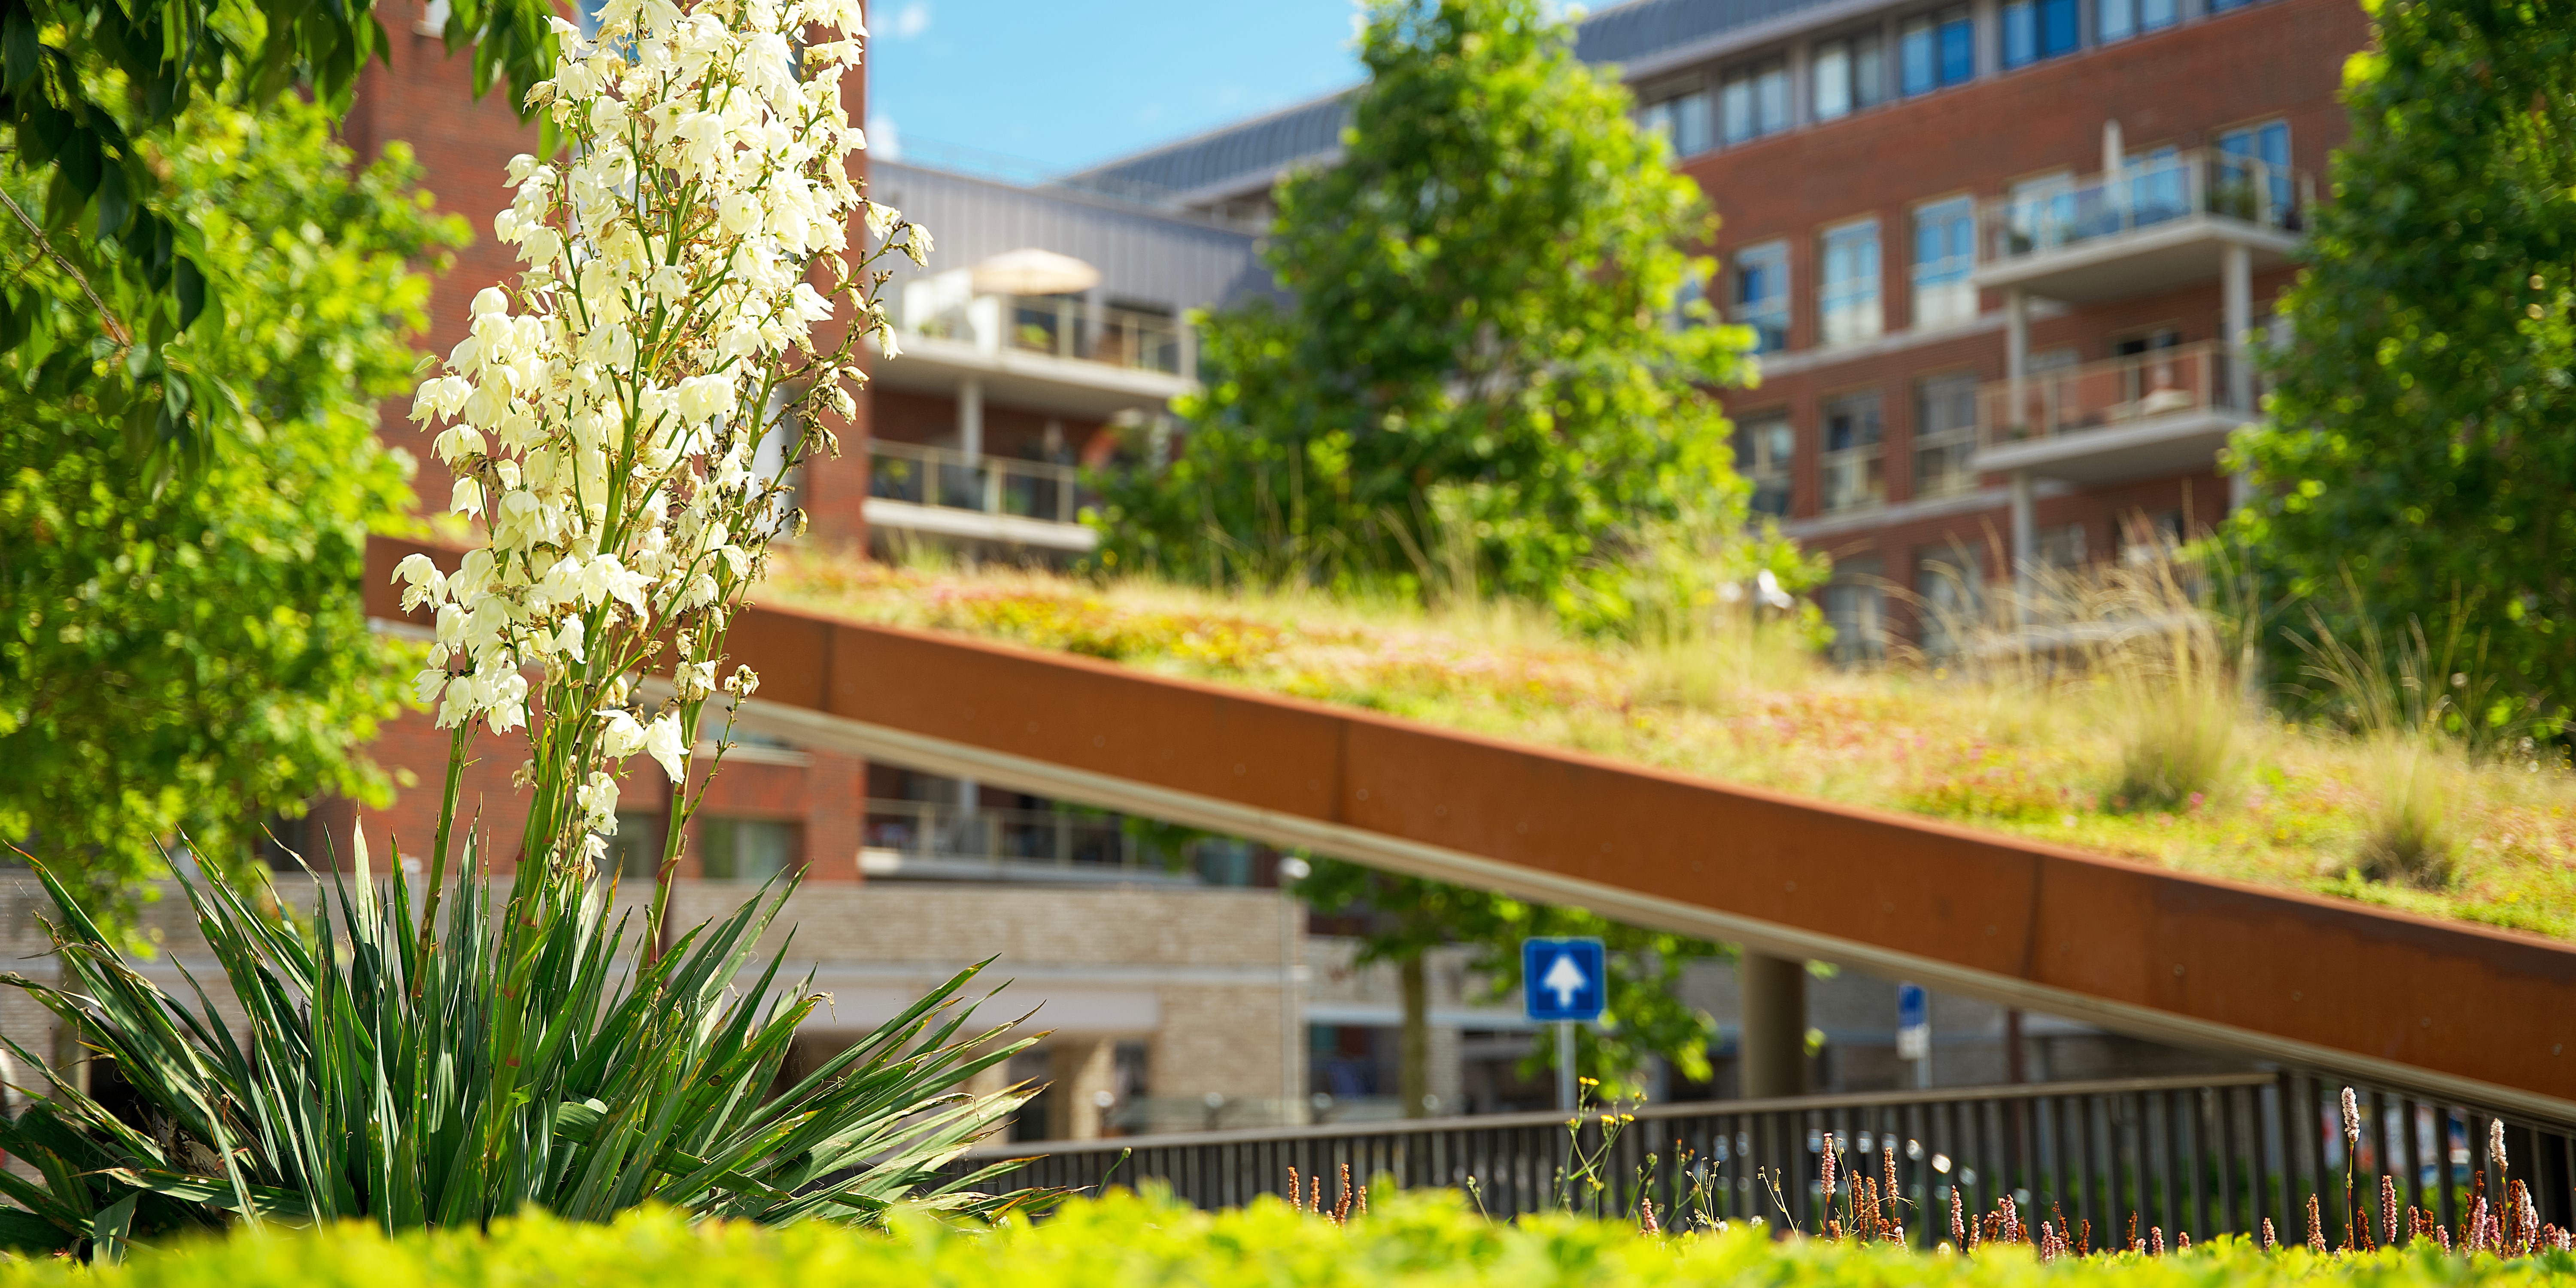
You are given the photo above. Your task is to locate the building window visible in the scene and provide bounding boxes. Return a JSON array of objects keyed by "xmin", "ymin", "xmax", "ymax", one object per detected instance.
[
  {"xmin": 1819, "ymin": 219, "xmax": 1883, "ymax": 347},
  {"xmin": 1914, "ymin": 550, "xmax": 1984, "ymax": 659},
  {"xmin": 2217, "ymin": 120, "xmax": 2293, "ymax": 226},
  {"xmin": 1720, "ymin": 58, "xmax": 1790, "ymax": 145},
  {"xmin": 701, "ymin": 817, "xmax": 796, "ymax": 881},
  {"xmin": 1734, "ymin": 241, "xmax": 1791, "ymax": 353},
  {"xmin": 1900, "ymin": 6, "xmax": 1975, "ymax": 95},
  {"xmin": 1641, "ymin": 88, "xmax": 1713, "ymax": 158},
  {"xmin": 1910, "ymin": 197, "xmax": 1976, "ymax": 330},
  {"xmin": 2036, "ymin": 522, "xmax": 2088, "ymax": 570},
  {"xmin": 1820, "ymin": 390, "xmax": 1886, "ymax": 513},
  {"xmin": 1733, "ymin": 412, "xmax": 1794, "ymax": 518},
  {"xmin": 1812, "ymin": 32, "xmax": 1886, "ymax": 121},
  {"xmin": 2000, "ymin": 0, "xmax": 2078, "ymax": 69},
  {"xmin": 1825, "ymin": 559, "xmax": 1887, "ymax": 664},
  {"xmin": 604, "ymin": 809, "xmax": 666, "ymax": 881},
  {"xmin": 1913, "ymin": 373, "xmax": 1980, "ymax": 498},
  {"xmin": 2097, "ymin": 0, "xmax": 2176, "ymax": 41}
]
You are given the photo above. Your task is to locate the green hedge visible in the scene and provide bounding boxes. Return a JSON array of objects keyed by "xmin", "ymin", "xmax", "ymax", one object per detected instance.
[{"xmin": 7, "ymin": 1191, "xmax": 2572, "ymax": 1288}]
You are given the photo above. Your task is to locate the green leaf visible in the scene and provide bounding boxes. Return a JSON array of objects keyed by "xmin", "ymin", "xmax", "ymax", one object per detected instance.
[{"xmin": 174, "ymin": 255, "xmax": 205, "ymax": 328}]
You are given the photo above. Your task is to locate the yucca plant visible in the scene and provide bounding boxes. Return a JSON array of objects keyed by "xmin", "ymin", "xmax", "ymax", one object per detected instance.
[
  {"xmin": 0, "ymin": 836, "xmax": 1040, "ymax": 1256},
  {"xmin": 0, "ymin": 0, "xmax": 1046, "ymax": 1255}
]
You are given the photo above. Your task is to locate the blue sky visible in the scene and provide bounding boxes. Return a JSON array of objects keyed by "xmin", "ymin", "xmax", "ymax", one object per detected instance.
[{"xmin": 863, "ymin": 0, "xmax": 1365, "ymax": 178}]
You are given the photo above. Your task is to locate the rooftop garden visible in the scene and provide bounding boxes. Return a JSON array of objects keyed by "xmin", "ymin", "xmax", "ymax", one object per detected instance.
[{"xmin": 766, "ymin": 550, "xmax": 2576, "ymax": 942}]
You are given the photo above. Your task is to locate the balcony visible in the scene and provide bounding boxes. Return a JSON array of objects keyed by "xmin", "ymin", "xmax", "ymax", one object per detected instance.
[
  {"xmin": 860, "ymin": 798, "xmax": 1179, "ymax": 882},
  {"xmin": 881, "ymin": 261, "xmax": 1195, "ymax": 419},
  {"xmin": 1971, "ymin": 151, "xmax": 2306, "ymax": 304},
  {"xmin": 1973, "ymin": 340, "xmax": 2255, "ymax": 486},
  {"xmin": 865, "ymin": 440, "xmax": 1099, "ymax": 552}
]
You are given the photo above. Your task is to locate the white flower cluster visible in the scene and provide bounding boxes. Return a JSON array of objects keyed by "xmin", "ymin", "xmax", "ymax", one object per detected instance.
[{"xmin": 395, "ymin": 0, "xmax": 920, "ymax": 873}]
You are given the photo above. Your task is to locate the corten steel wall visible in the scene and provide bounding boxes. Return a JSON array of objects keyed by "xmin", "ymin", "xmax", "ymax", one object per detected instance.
[
  {"xmin": 1680, "ymin": 0, "xmax": 2368, "ymax": 635},
  {"xmin": 363, "ymin": 534, "xmax": 2576, "ymax": 1121}
]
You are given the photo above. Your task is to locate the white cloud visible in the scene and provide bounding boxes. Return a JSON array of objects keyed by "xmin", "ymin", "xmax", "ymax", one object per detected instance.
[
  {"xmin": 892, "ymin": 1, "xmax": 930, "ymax": 38},
  {"xmin": 864, "ymin": 113, "xmax": 903, "ymax": 160}
]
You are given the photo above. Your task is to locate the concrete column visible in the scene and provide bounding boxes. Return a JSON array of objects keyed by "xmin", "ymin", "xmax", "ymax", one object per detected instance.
[
  {"xmin": 956, "ymin": 377, "xmax": 983, "ymax": 459},
  {"xmin": 2101, "ymin": 118, "xmax": 2124, "ymax": 174},
  {"xmin": 2221, "ymin": 242, "xmax": 2253, "ymax": 413},
  {"xmin": 1045, "ymin": 1037, "xmax": 1118, "ymax": 1141},
  {"xmin": 2009, "ymin": 468, "xmax": 2036, "ymax": 620},
  {"xmin": 1738, "ymin": 951, "xmax": 1808, "ymax": 1099}
]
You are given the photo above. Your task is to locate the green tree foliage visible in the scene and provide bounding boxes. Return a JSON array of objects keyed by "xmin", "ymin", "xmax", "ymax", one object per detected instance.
[
  {"xmin": 0, "ymin": 0, "xmax": 548, "ymax": 476},
  {"xmin": 0, "ymin": 94, "xmax": 464, "ymax": 918},
  {"xmin": 2228, "ymin": 0, "xmax": 2576, "ymax": 737},
  {"xmin": 1296, "ymin": 859, "xmax": 1723, "ymax": 1104},
  {"xmin": 1094, "ymin": 0, "xmax": 1787, "ymax": 631}
]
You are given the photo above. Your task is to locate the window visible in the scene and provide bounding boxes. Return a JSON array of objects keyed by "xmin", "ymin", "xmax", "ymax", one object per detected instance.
[
  {"xmin": 1900, "ymin": 6, "xmax": 1975, "ymax": 95},
  {"xmin": 604, "ymin": 810, "xmax": 665, "ymax": 881},
  {"xmin": 1733, "ymin": 412, "xmax": 1794, "ymax": 517},
  {"xmin": 2036, "ymin": 522, "xmax": 2088, "ymax": 570},
  {"xmin": 1819, "ymin": 219, "xmax": 1882, "ymax": 346},
  {"xmin": 1824, "ymin": 558, "xmax": 1887, "ymax": 664},
  {"xmin": 1913, "ymin": 372, "xmax": 1980, "ymax": 498},
  {"xmin": 2000, "ymin": 0, "xmax": 2078, "ymax": 69},
  {"xmin": 2000, "ymin": 170, "xmax": 2075, "ymax": 256},
  {"xmin": 1720, "ymin": 58, "xmax": 1790, "ymax": 145},
  {"xmin": 2217, "ymin": 120, "xmax": 2293, "ymax": 226},
  {"xmin": 1670, "ymin": 271, "xmax": 1709, "ymax": 331},
  {"xmin": 1734, "ymin": 241, "xmax": 1790, "ymax": 353},
  {"xmin": 1911, "ymin": 197, "xmax": 1976, "ymax": 330},
  {"xmin": 1914, "ymin": 550, "xmax": 1984, "ymax": 659},
  {"xmin": 701, "ymin": 817, "xmax": 796, "ymax": 881},
  {"xmin": 2096, "ymin": 0, "xmax": 2175, "ymax": 41},
  {"xmin": 1812, "ymin": 32, "xmax": 1886, "ymax": 121},
  {"xmin": 1641, "ymin": 88, "xmax": 1713, "ymax": 158},
  {"xmin": 1820, "ymin": 390, "xmax": 1885, "ymax": 513}
]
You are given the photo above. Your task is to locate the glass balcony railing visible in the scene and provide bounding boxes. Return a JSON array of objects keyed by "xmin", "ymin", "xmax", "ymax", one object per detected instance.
[
  {"xmin": 1977, "ymin": 340, "xmax": 2258, "ymax": 445},
  {"xmin": 965, "ymin": 296, "xmax": 1185, "ymax": 375},
  {"xmin": 1980, "ymin": 150, "xmax": 2306, "ymax": 265},
  {"xmin": 867, "ymin": 440, "xmax": 1093, "ymax": 525}
]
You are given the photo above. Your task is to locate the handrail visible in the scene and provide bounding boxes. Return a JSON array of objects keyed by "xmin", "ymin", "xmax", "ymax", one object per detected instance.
[
  {"xmin": 1978, "ymin": 149, "xmax": 2306, "ymax": 264},
  {"xmin": 969, "ymin": 1073, "xmax": 2282, "ymax": 1157},
  {"xmin": 866, "ymin": 438, "xmax": 1090, "ymax": 524},
  {"xmin": 1978, "ymin": 340, "xmax": 2254, "ymax": 445}
]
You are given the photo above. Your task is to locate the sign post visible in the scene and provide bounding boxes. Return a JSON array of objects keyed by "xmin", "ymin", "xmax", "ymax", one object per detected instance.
[
  {"xmin": 1522, "ymin": 937, "xmax": 1605, "ymax": 1111},
  {"xmin": 1896, "ymin": 981, "xmax": 1930, "ymax": 1089}
]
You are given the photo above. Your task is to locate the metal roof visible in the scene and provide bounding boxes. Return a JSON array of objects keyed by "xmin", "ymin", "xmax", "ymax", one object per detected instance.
[{"xmin": 1063, "ymin": 0, "xmax": 1852, "ymax": 207}]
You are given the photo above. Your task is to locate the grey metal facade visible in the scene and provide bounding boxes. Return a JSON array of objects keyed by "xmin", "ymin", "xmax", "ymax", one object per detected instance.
[{"xmin": 869, "ymin": 160, "xmax": 1277, "ymax": 313}]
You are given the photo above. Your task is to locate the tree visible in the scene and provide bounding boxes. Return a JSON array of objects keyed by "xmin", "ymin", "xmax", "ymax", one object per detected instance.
[
  {"xmin": 0, "ymin": 91, "xmax": 466, "ymax": 922},
  {"xmin": 1093, "ymin": 0, "xmax": 1788, "ymax": 631},
  {"xmin": 2228, "ymin": 0, "xmax": 2576, "ymax": 736},
  {"xmin": 0, "ymin": 0, "xmax": 549, "ymax": 477},
  {"xmin": 1296, "ymin": 859, "xmax": 1724, "ymax": 1112}
]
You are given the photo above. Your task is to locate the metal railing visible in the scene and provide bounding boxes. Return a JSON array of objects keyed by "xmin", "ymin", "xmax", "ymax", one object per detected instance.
[
  {"xmin": 867, "ymin": 440, "xmax": 1091, "ymax": 525},
  {"xmin": 862, "ymin": 798, "xmax": 1139, "ymax": 870},
  {"xmin": 1978, "ymin": 341, "xmax": 2256, "ymax": 445},
  {"xmin": 958, "ymin": 1071, "xmax": 2576, "ymax": 1240},
  {"xmin": 1980, "ymin": 150, "xmax": 2306, "ymax": 265},
  {"xmin": 1005, "ymin": 297, "xmax": 1185, "ymax": 374}
]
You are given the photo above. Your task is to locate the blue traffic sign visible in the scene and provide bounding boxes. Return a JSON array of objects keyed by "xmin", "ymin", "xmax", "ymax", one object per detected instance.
[
  {"xmin": 1522, "ymin": 937, "xmax": 1606, "ymax": 1023},
  {"xmin": 1897, "ymin": 981, "xmax": 1928, "ymax": 1032}
]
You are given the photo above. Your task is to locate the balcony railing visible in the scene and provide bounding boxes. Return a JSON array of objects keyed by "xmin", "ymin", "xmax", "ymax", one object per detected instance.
[
  {"xmin": 1978, "ymin": 341, "xmax": 2254, "ymax": 446},
  {"xmin": 862, "ymin": 798, "xmax": 1141, "ymax": 871},
  {"xmin": 867, "ymin": 440, "xmax": 1092, "ymax": 525},
  {"xmin": 1980, "ymin": 150, "xmax": 2306, "ymax": 266},
  {"xmin": 915, "ymin": 295, "xmax": 1183, "ymax": 375},
  {"xmin": 947, "ymin": 1070, "xmax": 2576, "ymax": 1235}
]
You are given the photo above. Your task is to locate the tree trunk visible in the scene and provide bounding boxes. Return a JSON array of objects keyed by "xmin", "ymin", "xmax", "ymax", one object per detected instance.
[{"xmin": 1399, "ymin": 952, "xmax": 1430, "ymax": 1117}]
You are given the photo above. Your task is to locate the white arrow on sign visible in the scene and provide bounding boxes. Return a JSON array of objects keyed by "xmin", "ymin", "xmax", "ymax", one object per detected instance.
[{"xmin": 1541, "ymin": 951, "xmax": 1590, "ymax": 1008}]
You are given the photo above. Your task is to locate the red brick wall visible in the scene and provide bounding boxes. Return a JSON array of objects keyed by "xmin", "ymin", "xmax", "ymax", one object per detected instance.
[{"xmin": 1671, "ymin": 0, "xmax": 2368, "ymax": 641}]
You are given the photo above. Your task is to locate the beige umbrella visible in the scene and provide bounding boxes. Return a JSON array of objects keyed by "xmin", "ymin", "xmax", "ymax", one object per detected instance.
[{"xmin": 970, "ymin": 247, "xmax": 1101, "ymax": 297}]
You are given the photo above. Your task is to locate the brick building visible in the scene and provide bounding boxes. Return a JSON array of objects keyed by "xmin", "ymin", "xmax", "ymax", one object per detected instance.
[{"xmin": 1071, "ymin": 0, "xmax": 2365, "ymax": 656}]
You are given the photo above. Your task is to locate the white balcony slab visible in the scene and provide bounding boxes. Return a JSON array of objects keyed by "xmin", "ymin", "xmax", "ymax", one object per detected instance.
[
  {"xmin": 871, "ymin": 331, "xmax": 1192, "ymax": 418},
  {"xmin": 1973, "ymin": 407, "xmax": 2251, "ymax": 486},
  {"xmin": 863, "ymin": 496, "xmax": 1100, "ymax": 551},
  {"xmin": 1970, "ymin": 216, "xmax": 2297, "ymax": 305}
]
